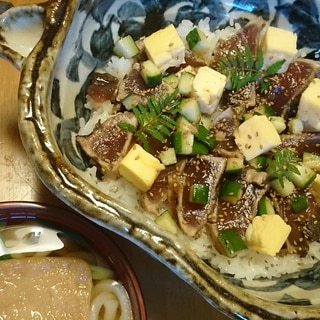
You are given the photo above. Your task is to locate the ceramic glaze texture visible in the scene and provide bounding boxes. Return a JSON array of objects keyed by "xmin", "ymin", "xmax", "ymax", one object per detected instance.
[
  {"xmin": 1, "ymin": 0, "xmax": 320, "ymax": 319},
  {"xmin": 0, "ymin": 4, "xmax": 45, "ymax": 66}
]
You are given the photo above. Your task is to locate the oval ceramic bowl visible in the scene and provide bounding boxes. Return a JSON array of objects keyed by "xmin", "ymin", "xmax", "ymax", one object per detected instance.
[
  {"xmin": 1, "ymin": 0, "xmax": 320, "ymax": 319},
  {"xmin": 0, "ymin": 201, "xmax": 146, "ymax": 319}
]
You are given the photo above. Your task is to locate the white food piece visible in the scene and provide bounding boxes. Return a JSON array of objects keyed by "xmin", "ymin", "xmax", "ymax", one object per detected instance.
[
  {"xmin": 234, "ymin": 115, "xmax": 281, "ymax": 161},
  {"xmin": 262, "ymin": 26, "xmax": 297, "ymax": 60},
  {"xmin": 192, "ymin": 66, "xmax": 226, "ymax": 114},
  {"xmin": 288, "ymin": 118, "xmax": 304, "ymax": 134},
  {"xmin": 296, "ymin": 78, "xmax": 320, "ymax": 131},
  {"xmin": 118, "ymin": 144, "xmax": 165, "ymax": 192},
  {"xmin": 245, "ymin": 214, "xmax": 292, "ymax": 256},
  {"xmin": 143, "ymin": 24, "xmax": 186, "ymax": 72}
]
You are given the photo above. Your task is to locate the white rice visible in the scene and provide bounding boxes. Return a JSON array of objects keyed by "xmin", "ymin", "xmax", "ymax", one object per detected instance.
[
  {"xmin": 78, "ymin": 18, "xmax": 320, "ymax": 280},
  {"xmin": 190, "ymin": 229, "xmax": 320, "ymax": 280}
]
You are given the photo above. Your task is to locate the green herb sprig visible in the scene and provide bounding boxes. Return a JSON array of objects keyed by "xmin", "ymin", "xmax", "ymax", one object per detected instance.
[
  {"xmin": 118, "ymin": 89, "xmax": 180, "ymax": 151},
  {"xmin": 267, "ymin": 148, "xmax": 301, "ymax": 187},
  {"xmin": 217, "ymin": 45, "xmax": 286, "ymax": 91}
]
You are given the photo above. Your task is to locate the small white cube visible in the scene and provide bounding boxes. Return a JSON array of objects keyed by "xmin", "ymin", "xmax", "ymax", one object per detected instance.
[
  {"xmin": 143, "ymin": 24, "xmax": 186, "ymax": 72},
  {"xmin": 234, "ymin": 115, "xmax": 281, "ymax": 161},
  {"xmin": 262, "ymin": 26, "xmax": 297, "ymax": 60},
  {"xmin": 297, "ymin": 78, "xmax": 320, "ymax": 131},
  {"xmin": 192, "ymin": 66, "xmax": 226, "ymax": 114}
]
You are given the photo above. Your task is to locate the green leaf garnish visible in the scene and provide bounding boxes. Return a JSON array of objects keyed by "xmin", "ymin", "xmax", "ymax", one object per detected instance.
[
  {"xmin": 118, "ymin": 89, "xmax": 180, "ymax": 151},
  {"xmin": 267, "ymin": 148, "xmax": 301, "ymax": 187},
  {"xmin": 217, "ymin": 44, "xmax": 285, "ymax": 91}
]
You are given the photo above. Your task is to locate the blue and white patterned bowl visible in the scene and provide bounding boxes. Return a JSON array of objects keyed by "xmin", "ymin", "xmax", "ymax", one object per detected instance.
[{"xmin": 1, "ymin": 0, "xmax": 320, "ymax": 319}]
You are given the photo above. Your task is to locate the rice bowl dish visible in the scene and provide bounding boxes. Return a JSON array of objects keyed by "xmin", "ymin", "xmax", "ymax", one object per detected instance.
[{"xmin": 74, "ymin": 14, "xmax": 319, "ymax": 280}]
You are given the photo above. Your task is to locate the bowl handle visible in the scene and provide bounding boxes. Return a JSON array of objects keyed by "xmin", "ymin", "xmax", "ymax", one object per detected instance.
[{"xmin": 0, "ymin": 1, "xmax": 46, "ymax": 69}]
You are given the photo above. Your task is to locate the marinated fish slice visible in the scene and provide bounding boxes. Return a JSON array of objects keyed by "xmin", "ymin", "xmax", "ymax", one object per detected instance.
[
  {"xmin": 213, "ymin": 182, "xmax": 267, "ymax": 235},
  {"xmin": 116, "ymin": 67, "xmax": 174, "ymax": 106},
  {"xmin": 76, "ymin": 112, "xmax": 137, "ymax": 177},
  {"xmin": 207, "ymin": 181, "xmax": 267, "ymax": 256},
  {"xmin": 273, "ymin": 189, "xmax": 320, "ymax": 256},
  {"xmin": 140, "ymin": 160, "xmax": 186, "ymax": 215},
  {"xmin": 210, "ymin": 17, "xmax": 266, "ymax": 68},
  {"xmin": 258, "ymin": 59, "xmax": 320, "ymax": 119},
  {"xmin": 87, "ymin": 72, "xmax": 119, "ymax": 105},
  {"xmin": 174, "ymin": 155, "xmax": 226, "ymax": 237}
]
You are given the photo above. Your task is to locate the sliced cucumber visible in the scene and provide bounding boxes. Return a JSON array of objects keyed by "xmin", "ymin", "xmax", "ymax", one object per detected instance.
[
  {"xmin": 186, "ymin": 27, "xmax": 210, "ymax": 54},
  {"xmin": 158, "ymin": 147, "xmax": 177, "ymax": 166},
  {"xmin": 176, "ymin": 115, "xmax": 196, "ymax": 133},
  {"xmin": 195, "ymin": 124, "xmax": 216, "ymax": 149},
  {"xmin": 163, "ymin": 73, "xmax": 179, "ymax": 89},
  {"xmin": 253, "ymin": 104, "xmax": 276, "ymax": 116},
  {"xmin": 121, "ymin": 93, "xmax": 140, "ymax": 110},
  {"xmin": 290, "ymin": 195, "xmax": 308, "ymax": 213},
  {"xmin": 269, "ymin": 116, "xmax": 286, "ymax": 134},
  {"xmin": 225, "ymin": 157, "xmax": 244, "ymax": 175},
  {"xmin": 270, "ymin": 177, "xmax": 295, "ymax": 197},
  {"xmin": 173, "ymin": 116, "xmax": 196, "ymax": 155},
  {"xmin": 189, "ymin": 183, "xmax": 209, "ymax": 204},
  {"xmin": 303, "ymin": 151, "xmax": 320, "ymax": 173},
  {"xmin": 218, "ymin": 229, "xmax": 247, "ymax": 257},
  {"xmin": 289, "ymin": 163, "xmax": 317, "ymax": 189},
  {"xmin": 113, "ymin": 35, "xmax": 139, "ymax": 58},
  {"xmin": 155, "ymin": 210, "xmax": 178, "ymax": 234},
  {"xmin": 141, "ymin": 60, "xmax": 162, "ymax": 87},
  {"xmin": 192, "ymin": 140, "xmax": 209, "ymax": 155},
  {"xmin": 173, "ymin": 131, "xmax": 194, "ymax": 155},
  {"xmin": 178, "ymin": 71, "xmax": 195, "ymax": 96},
  {"xmin": 219, "ymin": 180, "xmax": 243, "ymax": 205},
  {"xmin": 199, "ymin": 114, "xmax": 212, "ymax": 130},
  {"xmin": 249, "ymin": 155, "xmax": 267, "ymax": 171},
  {"xmin": 244, "ymin": 104, "xmax": 276, "ymax": 121},
  {"xmin": 242, "ymin": 112, "xmax": 253, "ymax": 121},
  {"xmin": 258, "ymin": 196, "xmax": 275, "ymax": 215},
  {"xmin": 179, "ymin": 97, "xmax": 201, "ymax": 123}
]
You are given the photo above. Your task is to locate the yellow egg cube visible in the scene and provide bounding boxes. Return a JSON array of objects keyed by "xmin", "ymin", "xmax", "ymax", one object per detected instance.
[
  {"xmin": 118, "ymin": 144, "xmax": 165, "ymax": 192},
  {"xmin": 245, "ymin": 214, "xmax": 292, "ymax": 256},
  {"xmin": 262, "ymin": 26, "xmax": 297, "ymax": 60},
  {"xmin": 192, "ymin": 66, "xmax": 226, "ymax": 114},
  {"xmin": 297, "ymin": 78, "xmax": 320, "ymax": 131},
  {"xmin": 234, "ymin": 115, "xmax": 281, "ymax": 161},
  {"xmin": 143, "ymin": 24, "xmax": 186, "ymax": 72}
]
